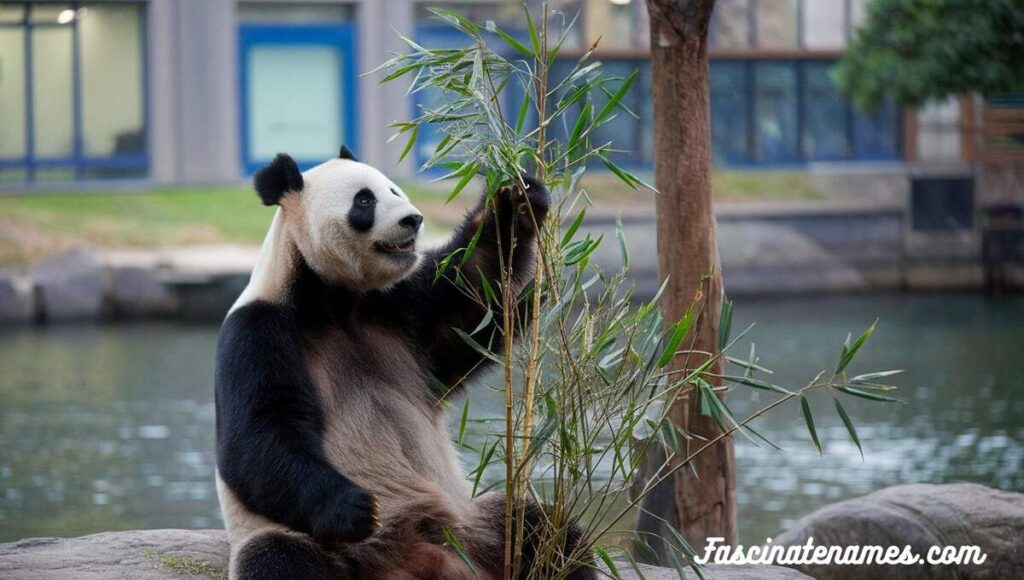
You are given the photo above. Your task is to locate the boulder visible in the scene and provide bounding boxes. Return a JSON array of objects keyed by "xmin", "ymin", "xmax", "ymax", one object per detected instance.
[
  {"xmin": 29, "ymin": 250, "xmax": 110, "ymax": 322},
  {"xmin": 0, "ymin": 529, "xmax": 810, "ymax": 580},
  {"xmin": 773, "ymin": 483, "xmax": 1024, "ymax": 580},
  {"xmin": 0, "ymin": 269, "xmax": 35, "ymax": 323},
  {"xmin": 111, "ymin": 266, "xmax": 178, "ymax": 318},
  {"xmin": 0, "ymin": 529, "xmax": 228, "ymax": 580}
]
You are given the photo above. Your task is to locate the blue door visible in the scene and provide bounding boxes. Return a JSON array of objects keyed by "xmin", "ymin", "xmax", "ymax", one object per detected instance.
[{"xmin": 239, "ymin": 24, "xmax": 358, "ymax": 175}]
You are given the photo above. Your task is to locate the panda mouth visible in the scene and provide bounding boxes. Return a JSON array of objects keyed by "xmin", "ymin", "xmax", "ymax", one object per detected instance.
[{"xmin": 374, "ymin": 237, "xmax": 417, "ymax": 257}]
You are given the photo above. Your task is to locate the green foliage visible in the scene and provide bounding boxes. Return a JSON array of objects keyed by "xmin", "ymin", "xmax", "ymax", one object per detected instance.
[{"xmin": 836, "ymin": 0, "xmax": 1024, "ymax": 111}]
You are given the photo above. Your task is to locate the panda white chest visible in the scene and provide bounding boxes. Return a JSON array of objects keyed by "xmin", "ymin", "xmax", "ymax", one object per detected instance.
[{"xmin": 301, "ymin": 326, "xmax": 471, "ymax": 507}]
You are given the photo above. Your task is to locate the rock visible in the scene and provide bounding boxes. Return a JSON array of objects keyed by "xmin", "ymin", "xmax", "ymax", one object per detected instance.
[
  {"xmin": 772, "ymin": 483, "xmax": 1024, "ymax": 580},
  {"xmin": 621, "ymin": 561, "xmax": 812, "ymax": 579},
  {"xmin": 29, "ymin": 250, "xmax": 110, "ymax": 322},
  {"xmin": 0, "ymin": 269, "xmax": 35, "ymax": 323},
  {"xmin": 0, "ymin": 529, "xmax": 228, "ymax": 580},
  {"xmin": 111, "ymin": 266, "xmax": 178, "ymax": 318},
  {"xmin": 0, "ymin": 529, "xmax": 809, "ymax": 580}
]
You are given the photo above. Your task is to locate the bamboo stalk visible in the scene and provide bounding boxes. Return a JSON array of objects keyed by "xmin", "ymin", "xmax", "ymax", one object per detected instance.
[{"xmin": 512, "ymin": 3, "xmax": 550, "ymax": 577}]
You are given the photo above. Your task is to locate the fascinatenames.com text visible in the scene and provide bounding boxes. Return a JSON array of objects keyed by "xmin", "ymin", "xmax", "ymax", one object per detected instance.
[{"xmin": 696, "ymin": 537, "xmax": 988, "ymax": 566}]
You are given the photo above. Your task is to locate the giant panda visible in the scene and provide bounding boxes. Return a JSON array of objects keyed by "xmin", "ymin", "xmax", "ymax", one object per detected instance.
[{"xmin": 215, "ymin": 146, "xmax": 595, "ymax": 579}]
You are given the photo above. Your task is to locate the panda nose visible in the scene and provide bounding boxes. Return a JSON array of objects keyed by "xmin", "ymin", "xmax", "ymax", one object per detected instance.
[{"xmin": 400, "ymin": 214, "xmax": 423, "ymax": 232}]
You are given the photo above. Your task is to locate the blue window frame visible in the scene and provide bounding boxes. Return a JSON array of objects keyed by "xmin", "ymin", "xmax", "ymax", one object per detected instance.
[
  {"xmin": 238, "ymin": 24, "xmax": 358, "ymax": 175},
  {"xmin": 0, "ymin": 1, "xmax": 149, "ymax": 183}
]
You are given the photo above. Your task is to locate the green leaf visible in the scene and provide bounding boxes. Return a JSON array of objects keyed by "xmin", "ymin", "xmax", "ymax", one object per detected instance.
[
  {"xmin": 801, "ymin": 396, "xmax": 823, "ymax": 455},
  {"xmin": 494, "ymin": 27, "xmax": 533, "ymax": 57},
  {"xmin": 615, "ymin": 217, "xmax": 629, "ymax": 268},
  {"xmin": 470, "ymin": 309, "xmax": 493, "ymax": 336},
  {"xmin": 850, "ymin": 369, "xmax": 904, "ymax": 383},
  {"xmin": 514, "ymin": 91, "xmax": 531, "ymax": 133},
  {"xmin": 452, "ymin": 328, "xmax": 501, "ymax": 364},
  {"xmin": 470, "ymin": 439, "xmax": 497, "ymax": 495},
  {"xmin": 834, "ymin": 398, "xmax": 863, "ymax": 459},
  {"xmin": 837, "ymin": 385, "xmax": 902, "ymax": 403},
  {"xmin": 722, "ymin": 374, "xmax": 792, "ymax": 395},
  {"xmin": 456, "ymin": 398, "xmax": 470, "ymax": 448},
  {"xmin": 397, "ymin": 124, "xmax": 418, "ymax": 163},
  {"xmin": 523, "ymin": 3, "xmax": 540, "ymax": 57},
  {"xmin": 837, "ymin": 320, "xmax": 877, "ymax": 373},
  {"xmin": 718, "ymin": 297, "xmax": 733, "ymax": 352},
  {"xmin": 561, "ymin": 208, "xmax": 587, "ymax": 248},
  {"xmin": 595, "ymin": 547, "xmax": 622, "ymax": 580},
  {"xmin": 656, "ymin": 308, "xmax": 695, "ymax": 368},
  {"xmin": 595, "ymin": 70, "xmax": 638, "ymax": 124}
]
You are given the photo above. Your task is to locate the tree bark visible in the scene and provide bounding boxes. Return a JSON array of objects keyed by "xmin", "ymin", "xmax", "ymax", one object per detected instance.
[{"xmin": 634, "ymin": 0, "xmax": 737, "ymax": 563}]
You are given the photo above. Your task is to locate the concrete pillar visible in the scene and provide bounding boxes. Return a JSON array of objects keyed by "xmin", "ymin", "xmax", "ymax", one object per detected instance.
[
  {"xmin": 148, "ymin": 0, "xmax": 239, "ymax": 185},
  {"xmin": 358, "ymin": 0, "xmax": 416, "ymax": 178}
]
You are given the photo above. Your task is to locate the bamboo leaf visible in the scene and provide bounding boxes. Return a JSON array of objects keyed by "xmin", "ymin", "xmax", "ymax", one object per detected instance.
[
  {"xmin": 834, "ymin": 398, "xmax": 863, "ymax": 459},
  {"xmin": 452, "ymin": 328, "xmax": 502, "ymax": 364},
  {"xmin": 595, "ymin": 70, "xmax": 638, "ymax": 124},
  {"xmin": 523, "ymin": 3, "xmax": 540, "ymax": 57},
  {"xmin": 456, "ymin": 398, "xmax": 470, "ymax": 448},
  {"xmin": 470, "ymin": 439, "xmax": 497, "ymax": 495},
  {"xmin": 470, "ymin": 309, "xmax": 494, "ymax": 336},
  {"xmin": 722, "ymin": 374, "xmax": 792, "ymax": 395},
  {"xmin": 718, "ymin": 297, "xmax": 733, "ymax": 353},
  {"xmin": 595, "ymin": 547, "xmax": 623, "ymax": 580},
  {"xmin": 657, "ymin": 308, "xmax": 695, "ymax": 368},
  {"xmin": 800, "ymin": 396, "xmax": 823, "ymax": 455},
  {"xmin": 615, "ymin": 217, "xmax": 629, "ymax": 268},
  {"xmin": 561, "ymin": 208, "xmax": 587, "ymax": 248},
  {"xmin": 837, "ymin": 385, "xmax": 902, "ymax": 403},
  {"xmin": 397, "ymin": 124, "xmax": 419, "ymax": 163},
  {"xmin": 850, "ymin": 369, "xmax": 904, "ymax": 383},
  {"xmin": 494, "ymin": 27, "xmax": 533, "ymax": 57},
  {"xmin": 837, "ymin": 320, "xmax": 877, "ymax": 373}
]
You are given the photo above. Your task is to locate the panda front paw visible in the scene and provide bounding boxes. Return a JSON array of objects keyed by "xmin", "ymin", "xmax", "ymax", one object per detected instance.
[
  {"xmin": 506, "ymin": 175, "xmax": 549, "ymax": 232},
  {"xmin": 311, "ymin": 486, "xmax": 380, "ymax": 546}
]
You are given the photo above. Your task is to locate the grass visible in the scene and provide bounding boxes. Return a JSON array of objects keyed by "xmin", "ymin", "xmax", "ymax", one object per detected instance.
[
  {"xmin": 0, "ymin": 170, "xmax": 823, "ymax": 266},
  {"xmin": 141, "ymin": 548, "xmax": 227, "ymax": 580}
]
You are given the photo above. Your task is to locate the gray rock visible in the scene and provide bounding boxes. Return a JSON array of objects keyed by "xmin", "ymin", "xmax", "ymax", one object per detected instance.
[
  {"xmin": 0, "ymin": 529, "xmax": 228, "ymax": 580},
  {"xmin": 0, "ymin": 269, "xmax": 35, "ymax": 323},
  {"xmin": 111, "ymin": 266, "xmax": 178, "ymax": 318},
  {"xmin": 29, "ymin": 250, "xmax": 110, "ymax": 322},
  {"xmin": 0, "ymin": 528, "xmax": 809, "ymax": 580},
  {"xmin": 773, "ymin": 483, "xmax": 1024, "ymax": 580}
]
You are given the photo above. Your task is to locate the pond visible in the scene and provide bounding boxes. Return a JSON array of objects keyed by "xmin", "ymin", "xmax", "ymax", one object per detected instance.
[{"xmin": 1, "ymin": 294, "xmax": 1022, "ymax": 545}]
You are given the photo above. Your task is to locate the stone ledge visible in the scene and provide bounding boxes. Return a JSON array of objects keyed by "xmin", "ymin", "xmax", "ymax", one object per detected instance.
[{"xmin": 0, "ymin": 529, "xmax": 810, "ymax": 580}]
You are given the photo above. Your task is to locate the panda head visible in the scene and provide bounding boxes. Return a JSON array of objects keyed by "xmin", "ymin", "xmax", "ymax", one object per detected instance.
[{"xmin": 253, "ymin": 146, "xmax": 424, "ymax": 291}]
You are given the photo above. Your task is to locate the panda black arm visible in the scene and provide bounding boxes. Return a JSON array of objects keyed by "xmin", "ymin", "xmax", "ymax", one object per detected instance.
[
  {"xmin": 409, "ymin": 176, "xmax": 549, "ymax": 391},
  {"xmin": 215, "ymin": 301, "xmax": 377, "ymax": 546}
]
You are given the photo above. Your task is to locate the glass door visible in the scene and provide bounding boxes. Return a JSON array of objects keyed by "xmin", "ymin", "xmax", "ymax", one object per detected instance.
[{"xmin": 239, "ymin": 24, "xmax": 357, "ymax": 174}]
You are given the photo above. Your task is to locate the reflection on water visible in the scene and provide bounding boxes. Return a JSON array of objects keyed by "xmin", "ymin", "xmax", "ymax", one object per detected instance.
[{"xmin": 0, "ymin": 295, "xmax": 1021, "ymax": 544}]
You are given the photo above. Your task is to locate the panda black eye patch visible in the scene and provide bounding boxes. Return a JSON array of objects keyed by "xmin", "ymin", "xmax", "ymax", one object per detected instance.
[{"xmin": 348, "ymin": 188, "xmax": 376, "ymax": 232}]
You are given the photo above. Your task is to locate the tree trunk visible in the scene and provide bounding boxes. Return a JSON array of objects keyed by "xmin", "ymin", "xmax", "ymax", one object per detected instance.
[{"xmin": 634, "ymin": 0, "xmax": 737, "ymax": 563}]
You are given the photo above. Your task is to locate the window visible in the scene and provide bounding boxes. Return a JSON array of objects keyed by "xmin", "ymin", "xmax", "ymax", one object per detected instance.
[
  {"xmin": 803, "ymin": 61, "xmax": 849, "ymax": 159},
  {"xmin": 711, "ymin": 62, "xmax": 752, "ymax": 163},
  {"xmin": 0, "ymin": 2, "xmax": 147, "ymax": 182},
  {"xmin": 754, "ymin": 62, "xmax": 799, "ymax": 162}
]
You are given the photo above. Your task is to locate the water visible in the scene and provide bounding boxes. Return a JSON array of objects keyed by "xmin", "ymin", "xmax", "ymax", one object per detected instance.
[{"xmin": 0, "ymin": 294, "xmax": 1021, "ymax": 544}]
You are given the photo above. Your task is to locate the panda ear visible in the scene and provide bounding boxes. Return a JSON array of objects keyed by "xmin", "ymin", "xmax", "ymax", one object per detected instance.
[
  {"xmin": 338, "ymin": 145, "xmax": 359, "ymax": 162},
  {"xmin": 254, "ymin": 153, "xmax": 303, "ymax": 206}
]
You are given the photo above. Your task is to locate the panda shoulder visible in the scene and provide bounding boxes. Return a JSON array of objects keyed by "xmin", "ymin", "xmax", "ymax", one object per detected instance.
[{"xmin": 216, "ymin": 300, "xmax": 300, "ymax": 373}]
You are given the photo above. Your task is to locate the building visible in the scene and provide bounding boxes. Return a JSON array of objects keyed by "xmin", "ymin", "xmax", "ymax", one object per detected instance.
[{"xmin": 0, "ymin": 0, "xmax": 1018, "ymax": 193}]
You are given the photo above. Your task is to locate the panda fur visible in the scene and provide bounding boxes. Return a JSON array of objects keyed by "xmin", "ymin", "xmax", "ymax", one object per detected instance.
[{"xmin": 215, "ymin": 147, "xmax": 594, "ymax": 579}]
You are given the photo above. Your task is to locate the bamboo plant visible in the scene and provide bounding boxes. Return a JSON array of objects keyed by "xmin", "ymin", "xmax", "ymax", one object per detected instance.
[{"xmin": 378, "ymin": 4, "xmax": 903, "ymax": 578}]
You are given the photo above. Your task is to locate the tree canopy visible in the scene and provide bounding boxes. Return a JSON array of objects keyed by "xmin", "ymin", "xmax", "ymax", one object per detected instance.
[{"xmin": 835, "ymin": 0, "xmax": 1024, "ymax": 111}]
